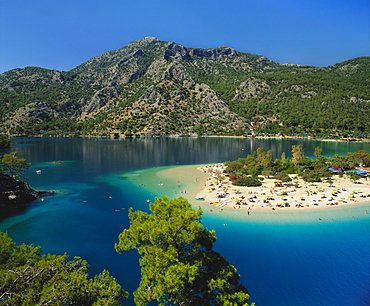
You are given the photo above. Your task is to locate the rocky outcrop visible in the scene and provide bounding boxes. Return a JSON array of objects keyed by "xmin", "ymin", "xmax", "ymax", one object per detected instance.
[
  {"xmin": 189, "ymin": 47, "xmax": 238, "ymax": 59},
  {"xmin": 163, "ymin": 42, "xmax": 238, "ymax": 61},
  {"xmin": 233, "ymin": 77, "xmax": 271, "ymax": 100},
  {"xmin": 162, "ymin": 62, "xmax": 191, "ymax": 81},
  {"xmin": 137, "ymin": 86, "xmax": 168, "ymax": 107},
  {"xmin": 164, "ymin": 42, "xmax": 191, "ymax": 61},
  {"xmin": 0, "ymin": 173, "xmax": 43, "ymax": 215},
  {"xmin": 80, "ymin": 86, "xmax": 118, "ymax": 119},
  {"xmin": 4, "ymin": 102, "xmax": 61, "ymax": 129}
]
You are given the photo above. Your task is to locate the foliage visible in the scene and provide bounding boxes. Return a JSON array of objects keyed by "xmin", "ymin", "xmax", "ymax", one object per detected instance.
[
  {"xmin": 224, "ymin": 147, "xmax": 369, "ymax": 184},
  {"xmin": 291, "ymin": 145, "xmax": 304, "ymax": 165},
  {"xmin": 115, "ymin": 196, "xmax": 253, "ymax": 306},
  {"xmin": 0, "ymin": 152, "xmax": 30, "ymax": 179},
  {"xmin": 0, "ymin": 134, "xmax": 10, "ymax": 148},
  {"xmin": 347, "ymin": 150, "xmax": 370, "ymax": 167},
  {"xmin": 233, "ymin": 176, "xmax": 263, "ymax": 187},
  {"xmin": 313, "ymin": 146, "xmax": 323, "ymax": 158},
  {"xmin": 302, "ymin": 171, "xmax": 322, "ymax": 183},
  {"xmin": 0, "ymin": 232, "xmax": 128, "ymax": 305}
]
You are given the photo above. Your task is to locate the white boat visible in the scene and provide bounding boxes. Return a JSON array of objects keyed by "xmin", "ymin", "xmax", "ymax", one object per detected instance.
[{"xmin": 36, "ymin": 170, "xmax": 41, "ymax": 174}]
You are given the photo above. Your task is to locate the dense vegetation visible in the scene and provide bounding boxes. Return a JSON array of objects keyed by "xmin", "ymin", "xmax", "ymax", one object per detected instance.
[
  {"xmin": 224, "ymin": 147, "xmax": 370, "ymax": 186},
  {"xmin": 0, "ymin": 232, "xmax": 128, "ymax": 305},
  {"xmin": 115, "ymin": 196, "xmax": 253, "ymax": 306},
  {"xmin": 0, "ymin": 135, "xmax": 10, "ymax": 148},
  {"xmin": 187, "ymin": 56, "xmax": 370, "ymax": 139},
  {"xmin": 0, "ymin": 152, "xmax": 30, "ymax": 179},
  {"xmin": 0, "ymin": 38, "xmax": 369, "ymax": 138}
]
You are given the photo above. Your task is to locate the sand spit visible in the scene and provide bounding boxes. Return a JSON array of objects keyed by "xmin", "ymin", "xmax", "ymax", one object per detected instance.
[{"xmin": 195, "ymin": 164, "xmax": 370, "ymax": 213}]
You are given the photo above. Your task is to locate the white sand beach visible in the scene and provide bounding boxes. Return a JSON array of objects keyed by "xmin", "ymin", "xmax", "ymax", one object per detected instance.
[
  {"xmin": 128, "ymin": 164, "xmax": 370, "ymax": 223},
  {"xmin": 194, "ymin": 163, "xmax": 370, "ymax": 212}
]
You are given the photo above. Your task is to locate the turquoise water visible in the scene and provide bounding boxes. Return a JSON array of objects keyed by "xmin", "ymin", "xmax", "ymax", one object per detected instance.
[{"xmin": 0, "ymin": 138, "xmax": 369, "ymax": 305}]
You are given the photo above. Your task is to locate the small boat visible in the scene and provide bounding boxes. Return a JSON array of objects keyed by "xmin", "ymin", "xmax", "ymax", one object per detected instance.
[
  {"xmin": 36, "ymin": 170, "xmax": 41, "ymax": 174},
  {"xmin": 195, "ymin": 195, "xmax": 206, "ymax": 200}
]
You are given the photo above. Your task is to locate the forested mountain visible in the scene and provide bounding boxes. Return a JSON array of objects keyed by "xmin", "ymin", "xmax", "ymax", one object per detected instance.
[{"xmin": 0, "ymin": 37, "xmax": 369, "ymax": 138}]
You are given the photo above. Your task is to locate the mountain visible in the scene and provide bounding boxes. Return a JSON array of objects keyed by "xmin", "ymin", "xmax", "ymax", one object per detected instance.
[{"xmin": 0, "ymin": 37, "xmax": 369, "ymax": 138}]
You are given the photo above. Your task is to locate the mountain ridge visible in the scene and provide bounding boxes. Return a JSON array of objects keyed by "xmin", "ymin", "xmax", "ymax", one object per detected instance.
[{"xmin": 0, "ymin": 37, "xmax": 369, "ymax": 138}]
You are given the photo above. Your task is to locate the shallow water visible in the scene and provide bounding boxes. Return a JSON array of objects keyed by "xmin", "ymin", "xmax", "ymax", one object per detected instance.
[{"xmin": 0, "ymin": 137, "xmax": 369, "ymax": 305}]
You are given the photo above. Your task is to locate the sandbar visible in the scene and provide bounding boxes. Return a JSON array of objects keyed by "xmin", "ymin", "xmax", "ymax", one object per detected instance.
[{"xmin": 127, "ymin": 164, "xmax": 370, "ymax": 223}]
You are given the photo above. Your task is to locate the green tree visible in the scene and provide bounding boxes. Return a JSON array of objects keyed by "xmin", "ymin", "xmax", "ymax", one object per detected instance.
[
  {"xmin": 348, "ymin": 150, "xmax": 370, "ymax": 167},
  {"xmin": 115, "ymin": 196, "xmax": 252, "ymax": 306},
  {"xmin": 313, "ymin": 146, "xmax": 323, "ymax": 158},
  {"xmin": 255, "ymin": 148, "xmax": 274, "ymax": 168},
  {"xmin": 328, "ymin": 154, "xmax": 354, "ymax": 170},
  {"xmin": 224, "ymin": 160, "xmax": 244, "ymax": 173},
  {"xmin": 0, "ymin": 134, "xmax": 10, "ymax": 149},
  {"xmin": 0, "ymin": 152, "xmax": 30, "ymax": 179},
  {"xmin": 302, "ymin": 171, "xmax": 322, "ymax": 184},
  {"xmin": 291, "ymin": 145, "xmax": 304, "ymax": 165},
  {"xmin": 350, "ymin": 173, "xmax": 361, "ymax": 184},
  {"xmin": 233, "ymin": 176, "xmax": 263, "ymax": 187},
  {"xmin": 0, "ymin": 232, "xmax": 128, "ymax": 305}
]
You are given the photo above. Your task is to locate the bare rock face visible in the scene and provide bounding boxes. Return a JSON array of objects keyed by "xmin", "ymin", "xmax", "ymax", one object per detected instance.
[
  {"xmin": 189, "ymin": 47, "xmax": 238, "ymax": 59},
  {"xmin": 137, "ymin": 86, "xmax": 168, "ymax": 107},
  {"xmin": 4, "ymin": 102, "xmax": 61, "ymax": 129},
  {"xmin": 164, "ymin": 42, "xmax": 191, "ymax": 61},
  {"xmin": 163, "ymin": 42, "xmax": 238, "ymax": 61},
  {"xmin": 162, "ymin": 62, "xmax": 191, "ymax": 81},
  {"xmin": 233, "ymin": 77, "xmax": 271, "ymax": 100},
  {"xmin": 80, "ymin": 86, "xmax": 118, "ymax": 119}
]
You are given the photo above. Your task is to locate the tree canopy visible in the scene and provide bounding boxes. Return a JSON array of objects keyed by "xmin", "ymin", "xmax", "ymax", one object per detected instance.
[
  {"xmin": 115, "ymin": 196, "xmax": 253, "ymax": 306},
  {"xmin": 0, "ymin": 134, "xmax": 10, "ymax": 149},
  {"xmin": 0, "ymin": 232, "xmax": 128, "ymax": 305},
  {"xmin": 0, "ymin": 152, "xmax": 30, "ymax": 179},
  {"xmin": 224, "ymin": 147, "xmax": 368, "ymax": 186}
]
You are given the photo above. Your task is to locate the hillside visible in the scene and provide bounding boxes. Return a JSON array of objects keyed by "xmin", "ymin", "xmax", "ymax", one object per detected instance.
[{"xmin": 0, "ymin": 37, "xmax": 369, "ymax": 138}]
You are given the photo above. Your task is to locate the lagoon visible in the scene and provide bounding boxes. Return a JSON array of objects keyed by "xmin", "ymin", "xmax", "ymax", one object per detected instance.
[{"xmin": 1, "ymin": 137, "xmax": 369, "ymax": 305}]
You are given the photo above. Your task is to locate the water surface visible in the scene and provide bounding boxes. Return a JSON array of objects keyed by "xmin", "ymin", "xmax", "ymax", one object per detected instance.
[{"xmin": 1, "ymin": 137, "xmax": 369, "ymax": 305}]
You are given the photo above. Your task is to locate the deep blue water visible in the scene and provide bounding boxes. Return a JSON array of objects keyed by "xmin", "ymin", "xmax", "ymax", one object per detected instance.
[{"xmin": 0, "ymin": 137, "xmax": 369, "ymax": 305}]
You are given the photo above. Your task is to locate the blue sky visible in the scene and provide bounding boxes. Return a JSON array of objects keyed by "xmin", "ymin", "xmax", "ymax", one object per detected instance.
[{"xmin": 0, "ymin": 0, "xmax": 369, "ymax": 73}]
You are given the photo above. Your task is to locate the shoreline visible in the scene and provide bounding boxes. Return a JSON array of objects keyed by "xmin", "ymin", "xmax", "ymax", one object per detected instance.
[
  {"xmin": 10, "ymin": 135, "xmax": 370, "ymax": 143},
  {"xmin": 198, "ymin": 135, "xmax": 370, "ymax": 143},
  {"xmin": 126, "ymin": 164, "xmax": 370, "ymax": 223}
]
